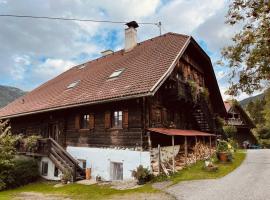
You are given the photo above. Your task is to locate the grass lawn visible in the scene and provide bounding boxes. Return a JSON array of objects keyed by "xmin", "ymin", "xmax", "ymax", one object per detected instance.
[
  {"xmin": 0, "ymin": 151, "xmax": 246, "ymax": 200},
  {"xmin": 169, "ymin": 150, "xmax": 247, "ymax": 184}
]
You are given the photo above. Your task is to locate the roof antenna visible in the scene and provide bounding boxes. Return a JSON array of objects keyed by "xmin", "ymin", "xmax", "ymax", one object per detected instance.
[{"xmin": 157, "ymin": 21, "xmax": 162, "ymax": 35}]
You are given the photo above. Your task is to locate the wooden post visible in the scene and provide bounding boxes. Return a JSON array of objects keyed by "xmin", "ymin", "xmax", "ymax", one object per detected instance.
[
  {"xmin": 209, "ymin": 136, "xmax": 212, "ymax": 156},
  {"xmin": 172, "ymin": 136, "xmax": 175, "ymax": 173},
  {"xmin": 185, "ymin": 136, "xmax": 187, "ymax": 165},
  {"xmin": 195, "ymin": 136, "xmax": 197, "ymax": 162},
  {"xmin": 147, "ymin": 132, "xmax": 152, "ymax": 150},
  {"xmin": 158, "ymin": 144, "xmax": 161, "ymax": 175}
]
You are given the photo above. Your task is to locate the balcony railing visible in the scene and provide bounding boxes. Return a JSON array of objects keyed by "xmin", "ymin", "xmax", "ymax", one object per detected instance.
[
  {"xmin": 227, "ymin": 118, "xmax": 243, "ymax": 126},
  {"xmin": 165, "ymin": 80, "xmax": 192, "ymax": 102}
]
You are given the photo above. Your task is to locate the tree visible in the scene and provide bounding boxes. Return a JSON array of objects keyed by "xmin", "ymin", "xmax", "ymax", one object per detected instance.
[
  {"xmin": 263, "ymin": 90, "xmax": 270, "ymax": 128},
  {"xmin": 246, "ymin": 99, "xmax": 265, "ymax": 125},
  {"xmin": 0, "ymin": 119, "xmax": 11, "ymax": 138},
  {"xmin": 222, "ymin": 0, "xmax": 270, "ymax": 96}
]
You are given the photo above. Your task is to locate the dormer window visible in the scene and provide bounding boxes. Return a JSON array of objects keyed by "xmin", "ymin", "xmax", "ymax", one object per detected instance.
[
  {"xmin": 109, "ymin": 69, "xmax": 125, "ymax": 79},
  {"xmin": 67, "ymin": 80, "xmax": 80, "ymax": 89}
]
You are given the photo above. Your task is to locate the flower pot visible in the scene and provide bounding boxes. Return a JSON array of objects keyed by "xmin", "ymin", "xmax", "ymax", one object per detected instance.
[
  {"xmin": 217, "ymin": 152, "xmax": 228, "ymax": 162},
  {"xmin": 61, "ymin": 179, "xmax": 68, "ymax": 184}
]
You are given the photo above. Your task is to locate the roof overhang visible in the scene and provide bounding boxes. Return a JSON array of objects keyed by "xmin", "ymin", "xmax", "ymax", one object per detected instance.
[
  {"xmin": 0, "ymin": 91, "xmax": 153, "ymax": 120},
  {"xmin": 148, "ymin": 128, "xmax": 216, "ymax": 137}
]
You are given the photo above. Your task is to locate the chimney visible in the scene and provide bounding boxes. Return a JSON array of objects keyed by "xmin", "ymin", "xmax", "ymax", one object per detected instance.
[
  {"xmin": 101, "ymin": 49, "xmax": 114, "ymax": 56},
  {"xmin": 125, "ymin": 21, "xmax": 139, "ymax": 51}
]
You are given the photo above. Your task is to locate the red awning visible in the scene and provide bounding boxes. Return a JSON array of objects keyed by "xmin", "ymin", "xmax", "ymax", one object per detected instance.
[{"xmin": 148, "ymin": 128, "xmax": 216, "ymax": 137}]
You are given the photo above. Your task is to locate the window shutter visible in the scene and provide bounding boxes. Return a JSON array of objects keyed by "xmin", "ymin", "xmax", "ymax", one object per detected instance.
[
  {"xmin": 104, "ymin": 111, "xmax": 111, "ymax": 129},
  {"xmin": 123, "ymin": 110, "xmax": 129, "ymax": 129},
  {"xmin": 89, "ymin": 113, "xmax": 95, "ymax": 129},
  {"xmin": 75, "ymin": 114, "xmax": 80, "ymax": 129}
]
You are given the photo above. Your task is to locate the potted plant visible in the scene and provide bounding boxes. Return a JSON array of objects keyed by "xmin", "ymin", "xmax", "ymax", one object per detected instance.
[
  {"xmin": 60, "ymin": 169, "xmax": 72, "ymax": 184},
  {"xmin": 132, "ymin": 165, "xmax": 151, "ymax": 185},
  {"xmin": 24, "ymin": 135, "xmax": 42, "ymax": 152},
  {"xmin": 216, "ymin": 140, "xmax": 230, "ymax": 162}
]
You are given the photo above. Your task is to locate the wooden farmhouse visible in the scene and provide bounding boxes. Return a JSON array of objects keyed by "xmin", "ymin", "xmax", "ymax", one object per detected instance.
[
  {"xmin": 0, "ymin": 21, "xmax": 226, "ymax": 181},
  {"xmin": 224, "ymin": 101, "xmax": 257, "ymax": 147}
]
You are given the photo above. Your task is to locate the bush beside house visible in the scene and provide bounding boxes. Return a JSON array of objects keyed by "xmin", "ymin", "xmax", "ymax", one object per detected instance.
[{"xmin": 0, "ymin": 124, "xmax": 40, "ymax": 191}]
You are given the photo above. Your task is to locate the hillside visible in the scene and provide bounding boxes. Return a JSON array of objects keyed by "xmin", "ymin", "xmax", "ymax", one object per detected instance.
[
  {"xmin": 0, "ymin": 85, "xmax": 26, "ymax": 108},
  {"xmin": 239, "ymin": 93, "xmax": 265, "ymax": 108}
]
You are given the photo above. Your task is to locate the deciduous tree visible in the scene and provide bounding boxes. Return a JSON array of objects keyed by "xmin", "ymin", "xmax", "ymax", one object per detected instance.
[{"xmin": 222, "ymin": 0, "xmax": 270, "ymax": 95}]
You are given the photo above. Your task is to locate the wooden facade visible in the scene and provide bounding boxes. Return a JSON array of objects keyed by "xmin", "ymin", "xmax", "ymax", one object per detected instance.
[{"xmin": 10, "ymin": 43, "xmax": 221, "ymax": 151}]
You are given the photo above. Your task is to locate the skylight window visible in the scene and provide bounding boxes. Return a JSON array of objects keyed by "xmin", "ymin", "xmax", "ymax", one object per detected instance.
[
  {"xmin": 67, "ymin": 80, "xmax": 80, "ymax": 89},
  {"xmin": 109, "ymin": 69, "xmax": 125, "ymax": 79},
  {"xmin": 78, "ymin": 64, "xmax": 86, "ymax": 69}
]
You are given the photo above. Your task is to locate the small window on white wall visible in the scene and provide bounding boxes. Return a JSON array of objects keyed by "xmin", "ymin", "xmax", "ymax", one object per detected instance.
[
  {"xmin": 41, "ymin": 161, "xmax": 48, "ymax": 176},
  {"xmin": 54, "ymin": 166, "xmax": 59, "ymax": 177},
  {"xmin": 78, "ymin": 159, "xmax": 87, "ymax": 169}
]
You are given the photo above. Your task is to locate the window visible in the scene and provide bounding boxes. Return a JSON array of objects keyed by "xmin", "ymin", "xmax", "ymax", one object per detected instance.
[
  {"xmin": 67, "ymin": 80, "xmax": 80, "ymax": 89},
  {"xmin": 41, "ymin": 161, "xmax": 48, "ymax": 176},
  {"xmin": 54, "ymin": 166, "xmax": 59, "ymax": 177},
  {"xmin": 80, "ymin": 114, "xmax": 90, "ymax": 129},
  {"xmin": 78, "ymin": 159, "xmax": 87, "ymax": 169},
  {"xmin": 109, "ymin": 69, "xmax": 125, "ymax": 79},
  {"xmin": 112, "ymin": 111, "xmax": 123, "ymax": 128}
]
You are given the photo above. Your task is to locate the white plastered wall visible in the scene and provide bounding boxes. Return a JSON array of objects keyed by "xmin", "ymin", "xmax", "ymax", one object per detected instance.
[
  {"xmin": 39, "ymin": 157, "xmax": 62, "ymax": 181},
  {"xmin": 66, "ymin": 146, "xmax": 151, "ymax": 181}
]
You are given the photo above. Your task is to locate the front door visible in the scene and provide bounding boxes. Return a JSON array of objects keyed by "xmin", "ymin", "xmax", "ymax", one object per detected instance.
[{"xmin": 48, "ymin": 123, "xmax": 59, "ymax": 142}]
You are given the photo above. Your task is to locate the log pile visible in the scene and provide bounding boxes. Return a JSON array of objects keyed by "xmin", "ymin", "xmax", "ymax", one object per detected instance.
[{"xmin": 151, "ymin": 142, "xmax": 216, "ymax": 176}]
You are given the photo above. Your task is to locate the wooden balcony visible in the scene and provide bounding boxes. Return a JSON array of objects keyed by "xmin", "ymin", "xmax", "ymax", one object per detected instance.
[
  {"xmin": 17, "ymin": 138, "xmax": 50, "ymax": 157},
  {"xmin": 164, "ymin": 80, "xmax": 192, "ymax": 102},
  {"xmin": 227, "ymin": 118, "xmax": 243, "ymax": 126},
  {"xmin": 17, "ymin": 138, "xmax": 85, "ymax": 181}
]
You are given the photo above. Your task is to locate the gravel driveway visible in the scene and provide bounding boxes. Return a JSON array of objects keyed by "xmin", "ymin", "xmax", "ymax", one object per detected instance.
[{"xmin": 166, "ymin": 149, "xmax": 270, "ymax": 200}]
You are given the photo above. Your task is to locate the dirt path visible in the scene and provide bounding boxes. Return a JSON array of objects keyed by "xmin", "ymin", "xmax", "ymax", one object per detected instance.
[{"xmin": 13, "ymin": 192, "xmax": 72, "ymax": 200}]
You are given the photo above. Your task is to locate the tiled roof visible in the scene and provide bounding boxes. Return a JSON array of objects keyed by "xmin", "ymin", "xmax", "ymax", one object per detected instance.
[
  {"xmin": 224, "ymin": 101, "xmax": 232, "ymax": 112},
  {"xmin": 0, "ymin": 33, "xmax": 190, "ymax": 118}
]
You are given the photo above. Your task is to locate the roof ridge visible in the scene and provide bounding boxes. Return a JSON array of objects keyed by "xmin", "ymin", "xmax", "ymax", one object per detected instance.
[{"xmin": 75, "ymin": 32, "xmax": 190, "ymax": 68}]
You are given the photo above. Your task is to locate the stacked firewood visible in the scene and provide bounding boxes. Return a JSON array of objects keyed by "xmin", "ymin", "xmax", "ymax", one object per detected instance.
[{"xmin": 151, "ymin": 142, "xmax": 216, "ymax": 176}]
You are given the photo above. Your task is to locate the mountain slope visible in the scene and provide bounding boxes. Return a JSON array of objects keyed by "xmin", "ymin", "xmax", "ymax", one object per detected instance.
[
  {"xmin": 240, "ymin": 93, "xmax": 265, "ymax": 108},
  {"xmin": 0, "ymin": 85, "xmax": 26, "ymax": 108}
]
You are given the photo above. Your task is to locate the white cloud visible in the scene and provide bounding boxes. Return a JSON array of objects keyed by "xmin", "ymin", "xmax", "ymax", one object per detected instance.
[
  {"xmin": 33, "ymin": 58, "xmax": 75, "ymax": 80},
  {"xmin": 10, "ymin": 55, "xmax": 31, "ymax": 80}
]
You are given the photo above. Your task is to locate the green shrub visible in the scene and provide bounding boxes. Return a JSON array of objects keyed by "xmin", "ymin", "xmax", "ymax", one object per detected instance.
[
  {"xmin": 132, "ymin": 165, "xmax": 151, "ymax": 184},
  {"xmin": 217, "ymin": 140, "xmax": 229, "ymax": 153},
  {"xmin": 260, "ymin": 139, "xmax": 270, "ymax": 148},
  {"xmin": 0, "ymin": 156, "xmax": 39, "ymax": 190},
  {"xmin": 223, "ymin": 125, "xmax": 237, "ymax": 139}
]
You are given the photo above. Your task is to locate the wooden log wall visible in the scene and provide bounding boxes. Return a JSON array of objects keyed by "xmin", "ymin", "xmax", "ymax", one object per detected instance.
[{"xmin": 10, "ymin": 99, "xmax": 144, "ymax": 149}]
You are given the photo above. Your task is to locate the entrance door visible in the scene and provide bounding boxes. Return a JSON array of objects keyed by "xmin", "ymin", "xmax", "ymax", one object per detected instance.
[
  {"xmin": 48, "ymin": 123, "xmax": 59, "ymax": 142},
  {"xmin": 110, "ymin": 162, "xmax": 123, "ymax": 180}
]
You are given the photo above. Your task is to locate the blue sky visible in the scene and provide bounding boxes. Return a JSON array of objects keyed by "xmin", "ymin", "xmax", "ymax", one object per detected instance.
[{"xmin": 0, "ymin": 0, "xmax": 250, "ymax": 100}]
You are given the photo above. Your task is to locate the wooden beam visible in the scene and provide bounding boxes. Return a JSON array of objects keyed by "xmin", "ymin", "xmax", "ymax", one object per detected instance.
[
  {"xmin": 172, "ymin": 135, "xmax": 175, "ymax": 173},
  {"xmin": 210, "ymin": 136, "xmax": 212, "ymax": 156},
  {"xmin": 147, "ymin": 132, "xmax": 152, "ymax": 150},
  {"xmin": 158, "ymin": 144, "xmax": 161, "ymax": 175},
  {"xmin": 185, "ymin": 136, "xmax": 187, "ymax": 165},
  {"xmin": 195, "ymin": 136, "xmax": 197, "ymax": 162}
]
